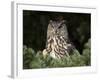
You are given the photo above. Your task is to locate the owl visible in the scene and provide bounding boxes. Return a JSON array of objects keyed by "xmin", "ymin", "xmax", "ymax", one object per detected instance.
[{"xmin": 43, "ymin": 19, "xmax": 75, "ymax": 59}]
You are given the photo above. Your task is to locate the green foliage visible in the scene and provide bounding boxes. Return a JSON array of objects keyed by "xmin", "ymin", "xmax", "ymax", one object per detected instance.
[
  {"xmin": 82, "ymin": 39, "xmax": 91, "ymax": 65},
  {"xmin": 23, "ymin": 45, "xmax": 35, "ymax": 69},
  {"xmin": 23, "ymin": 39, "xmax": 91, "ymax": 69}
]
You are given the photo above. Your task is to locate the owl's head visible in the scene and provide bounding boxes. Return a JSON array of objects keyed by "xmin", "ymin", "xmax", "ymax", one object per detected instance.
[
  {"xmin": 49, "ymin": 20, "xmax": 66, "ymax": 34},
  {"xmin": 49, "ymin": 20, "xmax": 66, "ymax": 28}
]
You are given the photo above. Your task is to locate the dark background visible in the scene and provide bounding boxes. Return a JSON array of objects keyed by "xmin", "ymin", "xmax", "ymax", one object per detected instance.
[{"xmin": 23, "ymin": 10, "xmax": 91, "ymax": 54}]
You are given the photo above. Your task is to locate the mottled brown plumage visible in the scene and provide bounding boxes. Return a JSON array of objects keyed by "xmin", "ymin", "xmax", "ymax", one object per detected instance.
[{"xmin": 43, "ymin": 19, "xmax": 75, "ymax": 59}]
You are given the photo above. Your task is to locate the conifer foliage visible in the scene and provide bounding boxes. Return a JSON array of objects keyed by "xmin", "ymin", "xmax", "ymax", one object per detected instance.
[{"xmin": 23, "ymin": 39, "xmax": 91, "ymax": 69}]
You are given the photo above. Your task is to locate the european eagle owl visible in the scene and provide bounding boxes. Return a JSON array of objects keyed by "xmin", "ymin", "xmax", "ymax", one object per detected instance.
[{"xmin": 43, "ymin": 19, "xmax": 75, "ymax": 59}]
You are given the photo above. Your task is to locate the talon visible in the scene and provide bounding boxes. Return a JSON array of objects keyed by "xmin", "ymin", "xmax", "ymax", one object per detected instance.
[{"xmin": 42, "ymin": 49, "xmax": 48, "ymax": 59}]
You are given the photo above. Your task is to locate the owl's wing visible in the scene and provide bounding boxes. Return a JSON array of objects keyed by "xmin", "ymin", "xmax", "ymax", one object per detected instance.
[
  {"xmin": 47, "ymin": 24, "xmax": 53, "ymax": 38},
  {"xmin": 46, "ymin": 24, "xmax": 54, "ymax": 47}
]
